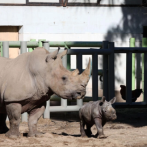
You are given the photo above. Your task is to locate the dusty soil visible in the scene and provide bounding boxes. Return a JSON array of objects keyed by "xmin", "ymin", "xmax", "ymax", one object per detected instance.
[{"xmin": 0, "ymin": 108, "xmax": 147, "ymax": 147}]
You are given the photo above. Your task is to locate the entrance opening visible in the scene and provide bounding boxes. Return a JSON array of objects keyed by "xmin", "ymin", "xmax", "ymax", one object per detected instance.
[{"xmin": 0, "ymin": 26, "xmax": 20, "ymax": 58}]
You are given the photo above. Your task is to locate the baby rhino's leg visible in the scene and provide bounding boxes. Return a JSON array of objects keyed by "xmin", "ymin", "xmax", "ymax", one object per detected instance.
[
  {"xmin": 86, "ymin": 124, "xmax": 92, "ymax": 137},
  {"xmin": 80, "ymin": 118, "xmax": 87, "ymax": 137},
  {"xmin": 94, "ymin": 118, "xmax": 107, "ymax": 139},
  {"xmin": 79, "ymin": 111, "xmax": 87, "ymax": 137}
]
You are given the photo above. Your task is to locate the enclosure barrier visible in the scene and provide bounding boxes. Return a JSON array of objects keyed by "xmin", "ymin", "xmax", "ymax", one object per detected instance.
[{"xmin": 0, "ymin": 39, "xmax": 147, "ymax": 122}]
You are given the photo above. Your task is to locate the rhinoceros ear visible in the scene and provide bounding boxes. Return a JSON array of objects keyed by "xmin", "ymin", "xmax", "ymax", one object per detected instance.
[
  {"xmin": 45, "ymin": 48, "xmax": 60, "ymax": 62},
  {"xmin": 109, "ymin": 97, "xmax": 116, "ymax": 104},
  {"xmin": 99, "ymin": 96, "xmax": 105, "ymax": 106},
  {"xmin": 72, "ymin": 69, "xmax": 79, "ymax": 76},
  {"xmin": 101, "ymin": 96, "xmax": 106, "ymax": 103},
  {"xmin": 57, "ymin": 48, "xmax": 68, "ymax": 59}
]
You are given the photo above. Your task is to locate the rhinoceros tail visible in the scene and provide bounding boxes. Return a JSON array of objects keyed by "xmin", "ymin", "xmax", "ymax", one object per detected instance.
[{"xmin": 0, "ymin": 83, "xmax": 7, "ymax": 106}]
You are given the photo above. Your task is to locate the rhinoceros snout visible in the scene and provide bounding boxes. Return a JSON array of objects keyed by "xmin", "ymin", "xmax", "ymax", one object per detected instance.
[
  {"xmin": 112, "ymin": 114, "xmax": 117, "ymax": 120},
  {"xmin": 72, "ymin": 91, "xmax": 86, "ymax": 99}
]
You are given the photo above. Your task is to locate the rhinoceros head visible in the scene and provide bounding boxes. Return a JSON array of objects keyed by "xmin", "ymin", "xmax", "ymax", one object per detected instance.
[
  {"xmin": 30, "ymin": 47, "xmax": 91, "ymax": 100},
  {"xmin": 100, "ymin": 96, "xmax": 117, "ymax": 121}
]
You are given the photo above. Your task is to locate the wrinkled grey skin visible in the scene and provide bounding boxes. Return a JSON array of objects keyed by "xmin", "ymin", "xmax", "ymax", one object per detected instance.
[
  {"xmin": 79, "ymin": 96, "xmax": 117, "ymax": 139},
  {"xmin": 0, "ymin": 47, "xmax": 91, "ymax": 139}
]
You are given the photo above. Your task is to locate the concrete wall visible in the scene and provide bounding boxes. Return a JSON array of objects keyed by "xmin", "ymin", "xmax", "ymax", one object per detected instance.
[{"xmin": 0, "ymin": 6, "xmax": 145, "ymax": 99}]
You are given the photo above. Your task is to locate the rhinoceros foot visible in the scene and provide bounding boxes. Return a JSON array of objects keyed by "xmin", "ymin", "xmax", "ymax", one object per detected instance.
[
  {"xmin": 81, "ymin": 134, "xmax": 88, "ymax": 138},
  {"xmin": 98, "ymin": 134, "xmax": 107, "ymax": 139},
  {"xmin": 27, "ymin": 131, "xmax": 44, "ymax": 137},
  {"xmin": 5, "ymin": 130, "xmax": 21, "ymax": 139},
  {"xmin": 85, "ymin": 129, "xmax": 92, "ymax": 137}
]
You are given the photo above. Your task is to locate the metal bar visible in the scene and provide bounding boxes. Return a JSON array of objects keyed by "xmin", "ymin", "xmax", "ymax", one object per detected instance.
[
  {"xmin": 115, "ymin": 47, "xmax": 147, "ymax": 53},
  {"xmin": 114, "ymin": 102, "xmax": 147, "ymax": 108},
  {"xmin": 76, "ymin": 53, "xmax": 83, "ymax": 106},
  {"xmin": 20, "ymin": 41, "xmax": 27, "ymax": 54},
  {"xmin": 43, "ymin": 41, "xmax": 49, "ymax": 51},
  {"xmin": 61, "ymin": 51, "xmax": 67, "ymax": 108},
  {"xmin": 130, "ymin": 38, "xmax": 135, "ymax": 90},
  {"xmin": 142, "ymin": 53, "xmax": 144, "ymax": 100},
  {"xmin": 66, "ymin": 69, "xmax": 103, "ymax": 75},
  {"xmin": 142, "ymin": 38, "xmax": 147, "ymax": 102},
  {"xmin": 76, "ymin": 53, "xmax": 82, "ymax": 74},
  {"xmin": 38, "ymin": 39, "xmax": 46, "ymax": 47},
  {"xmin": 49, "ymin": 106, "xmax": 81, "ymax": 112},
  {"xmin": 103, "ymin": 41, "xmax": 109, "ymax": 101},
  {"xmin": 50, "ymin": 95, "xmax": 101, "ymax": 102},
  {"xmin": 92, "ymin": 53, "xmax": 98, "ymax": 101},
  {"xmin": 0, "ymin": 42, "xmax": 3, "ymax": 57},
  {"xmin": 108, "ymin": 42, "xmax": 115, "ymax": 100},
  {"xmin": 8, "ymin": 41, "xmax": 38, "ymax": 48},
  {"xmin": 21, "ymin": 113, "xmax": 28, "ymax": 122},
  {"xmin": 20, "ymin": 41, "xmax": 28, "ymax": 122},
  {"xmin": 126, "ymin": 52, "xmax": 132, "ymax": 104},
  {"xmin": 43, "ymin": 100, "xmax": 50, "ymax": 119},
  {"xmin": 7, "ymin": 41, "xmax": 102, "ymax": 48},
  {"xmin": 2, "ymin": 41, "xmax": 9, "ymax": 58},
  {"xmin": 49, "ymin": 41, "xmax": 103, "ymax": 47},
  {"xmin": 114, "ymin": 102, "xmax": 146, "ymax": 106},
  {"xmin": 3, "ymin": 41, "xmax": 9, "ymax": 120},
  {"xmin": 49, "ymin": 48, "xmax": 111, "ymax": 55},
  {"xmin": 28, "ymin": 39, "xmax": 36, "ymax": 52},
  {"xmin": 43, "ymin": 41, "xmax": 50, "ymax": 119},
  {"xmin": 68, "ymin": 49, "xmax": 112, "ymax": 55},
  {"xmin": 135, "ymin": 41, "xmax": 141, "ymax": 89},
  {"xmin": 144, "ymin": 52, "xmax": 147, "ymax": 104}
]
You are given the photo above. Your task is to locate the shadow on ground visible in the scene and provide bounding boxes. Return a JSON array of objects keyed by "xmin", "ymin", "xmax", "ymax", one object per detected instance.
[
  {"xmin": 50, "ymin": 108, "xmax": 147, "ymax": 128},
  {"xmin": 52, "ymin": 131, "xmax": 98, "ymax": 138}
]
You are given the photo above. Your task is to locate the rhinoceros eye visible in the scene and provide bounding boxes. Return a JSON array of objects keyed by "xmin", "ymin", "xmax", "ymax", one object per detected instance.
[{"xmin": 62, "ymin": 76, "xmax": 67, "ymax": 81}]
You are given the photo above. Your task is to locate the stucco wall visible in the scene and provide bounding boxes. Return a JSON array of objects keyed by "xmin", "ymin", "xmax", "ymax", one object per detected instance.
[{"xmin": 0, "ymin": 6, "xmax": 145, "ymax": 96}]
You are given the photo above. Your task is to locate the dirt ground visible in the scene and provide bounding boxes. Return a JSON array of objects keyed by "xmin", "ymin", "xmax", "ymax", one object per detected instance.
[{"xmin": 0, "ymin": 108, "xmax": 147, "ymax": 147}]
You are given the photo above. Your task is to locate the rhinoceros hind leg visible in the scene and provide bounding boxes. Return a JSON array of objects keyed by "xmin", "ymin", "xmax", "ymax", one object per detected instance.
[
  {"xmin": 5, "ymin": 103, "xmax": 21, "ymax": 139},
  {"xmin": 27, "ymin": 102, "xmax": 46, "ymax": 137},
  {"xmin": 0, "ymin": 113, "xmax": 9, "ymax": 134},
  {"xmin": 86, "ymin": 125, "xmax": 92, "ymax": 137}
]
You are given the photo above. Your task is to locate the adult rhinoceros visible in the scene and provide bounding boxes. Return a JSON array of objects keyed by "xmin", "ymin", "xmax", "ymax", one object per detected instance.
[{"xmin": 0, "ymin": 47, "xmax": 91, "ymax": 139}]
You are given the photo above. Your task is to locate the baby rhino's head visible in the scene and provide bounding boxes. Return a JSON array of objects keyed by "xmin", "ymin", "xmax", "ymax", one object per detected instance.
[{"xmin": 100, "ymin": 96, "xmax": 117, "ymax": 121}]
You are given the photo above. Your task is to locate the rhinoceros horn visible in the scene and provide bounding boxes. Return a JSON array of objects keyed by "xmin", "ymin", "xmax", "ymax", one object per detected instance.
[{"xmin": 80, "ymin": 58, "xmax": 92, "ymax": 83}]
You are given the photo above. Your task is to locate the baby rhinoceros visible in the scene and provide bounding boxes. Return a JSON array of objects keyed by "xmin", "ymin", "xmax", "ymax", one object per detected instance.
[{"xmin": 79, "ymin": 96, "xmax": 117, "ymax": 139}]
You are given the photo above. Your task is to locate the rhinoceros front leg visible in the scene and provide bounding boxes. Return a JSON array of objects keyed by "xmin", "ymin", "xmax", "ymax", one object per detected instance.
[
  {"xmin": 27, "ymin": 102, "xmax": 46, "ymax": 137},
  {"xmin": 0, "ymin": 113, "xmax": 9, "ymax": 134},
  {"xmin": 79, "ymin": 119, "xmax": 87, "ymax": 137},
  {"xmin": 94, "ymin": 118, "xmax": 107, "ymax": 139},
  {"xmin": 5, "ymin": 103, "xmax": 21, "ymax": 139}
]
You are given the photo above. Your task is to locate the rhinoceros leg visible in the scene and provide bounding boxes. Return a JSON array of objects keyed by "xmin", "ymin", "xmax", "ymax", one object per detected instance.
[
  {"xmin": 80, "ymin": 118, "xmax": 87, "ymax": 137},
  {"xmin": 5, "ymin": 103, "xmax": 21, "ymax": 139},
  {"xmin": 27, "ymin": 102, "xmax": 46, "ymax": 137},
  {"xmin": 86, "ymin": 125, "xmax": 92, "ymax": 137},
  {"xmin": 0, "ymin": 113, "xmax": 9, "ymax": 134},
  {"xmin": 94, "ymin": 118, "xmax": 107, "ymax": 139}
]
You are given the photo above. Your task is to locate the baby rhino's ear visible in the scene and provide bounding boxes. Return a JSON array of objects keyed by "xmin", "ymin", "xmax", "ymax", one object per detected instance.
[
  {"xmin": 109, "ymin": 97, "xmax": 116, "ymax": 104},
  {"xmin": 99, "ymin": 96, "xmax": 105, "ymax": 106}
]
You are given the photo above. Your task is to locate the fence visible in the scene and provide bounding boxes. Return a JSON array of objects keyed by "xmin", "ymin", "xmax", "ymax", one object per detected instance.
[{"xmin": 0, "ymin": 39, "xmax": 147, "ymax": 122}]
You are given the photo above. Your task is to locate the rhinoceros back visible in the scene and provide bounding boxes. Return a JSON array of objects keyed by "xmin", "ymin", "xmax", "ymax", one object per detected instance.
[{"xmin": 0, "ymin": 53, "xmax": 36, "ymax": 105}]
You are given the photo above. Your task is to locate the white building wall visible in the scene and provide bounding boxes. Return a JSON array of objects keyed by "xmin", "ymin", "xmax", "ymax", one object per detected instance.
[{"xmin": 0, "ymin": 6, "xmax": 145, "ymax": 94}]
